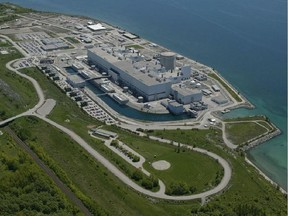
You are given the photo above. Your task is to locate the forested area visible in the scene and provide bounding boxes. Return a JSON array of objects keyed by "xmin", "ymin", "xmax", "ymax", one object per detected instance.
[{"xmin": 0, "ymin": 132, "xmax": 80, "ymax": 216}]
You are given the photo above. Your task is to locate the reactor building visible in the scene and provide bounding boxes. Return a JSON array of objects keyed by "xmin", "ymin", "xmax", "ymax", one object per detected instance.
[{"xmin": 159, "ymin": 51, "xmax": 176, "ymax": 71}]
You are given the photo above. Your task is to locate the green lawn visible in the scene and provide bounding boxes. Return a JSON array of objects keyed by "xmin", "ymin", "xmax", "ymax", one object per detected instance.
[
  {"xmin": 65, "ymin": 37, "xmax": 80, "ymax": 44},
  {"xmin": 147, "ymin": 128, "xmax": 224, "ymax": 150},
  {"xmin": 225, "ymin": 122, "xmax": 268, "ymax": 145},
  {"xmin": 103, "ymin": 126, "xmax": 223, "ymax": 194},
  {"xmin": 125, "ymin": 44, "xmax": 144, "ymax": 49},
  {"xmin": 10, "ymin": 117, "xmax": 200, "ymax": 216},
  {"xmin": 0, "ymin": 129, "xmax": 80, "ymax": 215},
  {"xmin": 0, "ymin": 50, "xmax": 38, "ymax": 119},
  {"xmin": 146, "ymin": 128, "xmax": 287, "ymax": 215},
  {"xmin": 20, "ymin": 67, "xmax": 102, "ymax": 133},
  {"xmin": 144, "ymin": 150, "xmax": 222, "ymax": 194}
]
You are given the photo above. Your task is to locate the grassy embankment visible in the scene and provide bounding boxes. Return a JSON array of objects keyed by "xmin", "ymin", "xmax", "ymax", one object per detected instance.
[
  {"xmin": 20, "ymin": 68, "xmax": 151, "ymax": 186},
  {"xmin": 146, "ymin": 129, "xmax": 287, "ymax": 215},
  {"xmin": 10, "ymin": 116, "xmax": 201, "ymax": 216},
  {"xmin": 208, "ymin": 72, "xmax": 242, "ymax": 102},
  {"xmin": 0, "ymin": 130, "xmax": 81, "ymax": 215},
  {"xmin": 0, "ymin": 44, "xmax": 38, "ymax": 119}
]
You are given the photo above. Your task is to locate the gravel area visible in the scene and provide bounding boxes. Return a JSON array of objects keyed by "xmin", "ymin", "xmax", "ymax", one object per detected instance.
[{"xmin": 152, "ymin": 160, "xmax": 171, "ymax": 170}]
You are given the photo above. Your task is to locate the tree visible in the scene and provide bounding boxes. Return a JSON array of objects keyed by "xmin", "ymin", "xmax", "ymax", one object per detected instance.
[{"xmin": 131, "ymin": 170, "xmax": 143, "ymax": 181}]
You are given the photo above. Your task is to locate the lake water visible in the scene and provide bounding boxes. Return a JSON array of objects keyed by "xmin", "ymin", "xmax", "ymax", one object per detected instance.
[{"xmin": 1, "ymin": 0, "xmax": 286, "ymax": 189}]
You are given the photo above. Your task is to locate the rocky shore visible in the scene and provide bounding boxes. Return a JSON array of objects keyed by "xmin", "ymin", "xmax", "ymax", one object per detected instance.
[{"xmin": 241, "ymin": 126, "xmax": 281, "ymax": 151}]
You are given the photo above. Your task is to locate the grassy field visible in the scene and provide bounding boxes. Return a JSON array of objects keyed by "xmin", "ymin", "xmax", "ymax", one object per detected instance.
[
  {"xmin": 103, "ymin": 125, "xmax": 223, "ymax": 194},
  {"xmin": 0, "ymin": 48, "xmax": 38, "ymax": 119},
  {"xmin": 9, "ymin": 115, "xmax": 287, "ymax": 215},
  {"xmin": 0, "ymin": 3, "xmax": 33, "ymax": 14},
  {"xmin": 147, "ymin": 128, "xmax": 225, "ymax": 151},
  {"xmin": 145, "ymin": 128, "xmax": 287, "ymax": 215},
  {"xmin": 125, "ymin": 44, "xmax": 144, "ymax": 49},
  {"xmin": 208, "ymin": 73, "xmax": 242, "ymax": 102},
  {"xmin": 10, "ymin": 117, "xmax": 201, "ymax": 216},
  {"xmin": 20, "ymin": 67, "xmax": 102, "ymax": 132},
  {"xmin": 65, "ymin": 36, "xmax": 80, "ymax": 44},
  {"xmin": 0, "ymin": 129, "xmax": 80, "ymax": 215},
  {"xmin": 225, "ymin": 122, "xmax": 268, "ymax": 145}
]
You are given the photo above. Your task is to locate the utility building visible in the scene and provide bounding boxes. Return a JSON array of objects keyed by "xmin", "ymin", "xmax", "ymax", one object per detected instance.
[{"xmin": 172, "ymin": 84, "xmax": 202, "ymax": 104}]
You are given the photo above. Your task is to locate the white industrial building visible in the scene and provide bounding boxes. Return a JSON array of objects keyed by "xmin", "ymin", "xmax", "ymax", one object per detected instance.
[
  {"xmin": 87, "ymin": 46, "xmax": 200, "ymax": 102},
  {"xmin": 171, "ymin": 84, "xmax": 202, "ymax": 104},
  {"xmin": 67, "ymin": 75, "xmax": 86, "ymax": 88},
  {"xmin": 87, "ymin": 23, "xmax": 106, "ymax": 31}
]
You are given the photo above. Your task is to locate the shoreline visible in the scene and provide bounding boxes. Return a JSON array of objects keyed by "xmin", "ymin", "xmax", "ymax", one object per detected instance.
[
  {"xmin": 241, "ymin": 126, "xmax": 282, "ymax": 152},
  {"xmin": 245, "ymin": 157, "xmax": 287, "ymax": 194}
]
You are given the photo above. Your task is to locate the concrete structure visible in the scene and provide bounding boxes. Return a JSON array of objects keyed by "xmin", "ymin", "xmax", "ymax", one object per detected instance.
[
  {"xmin": 159, "ymin": 52, "xmax": 176, "ymax": 71},
  {"xmin": 190, "ymin": 101, "xmax": 208, "ymax": 111},
  {"xmin": 72, "ymin": 63, "xmax": 84, "ymax": 71},
  {"xmin": 67, "ymin": 75, "xmax": 86, "ymax": 88},
  {"xmin": 212, "ymin": 96, "xmax": 228, "ymax": 104},
  {"xmin": 91, "ymin": 129, "xmax": 117, "ymax": 138},
  {"xmin": 167, "ymin": 100, "xmax": 184, "ymax": 115},
  {"xmin": 202, "ymin": 89, "xmax": 212, "ymax": 96},
  {"xmin": 172, "ymin": 85, "xmax": 202, "ymax": 104},
  {"xmin": 123, "ymin": 32, "xmax": 138, "ymax": 40},
  {"xmin": 87, "ymin": 24, "xmax": 106, "ymax": 31},
  {"xmin": 212, "ymin": 85, "xmax": 220, "ymax": 92},
  {"xmin": 112, "ymin": 93, "xmax": 129, "ymax": 105},
  {"xmin": 194, "ymin": 74, "xmax": 207, "ymax": 81}
]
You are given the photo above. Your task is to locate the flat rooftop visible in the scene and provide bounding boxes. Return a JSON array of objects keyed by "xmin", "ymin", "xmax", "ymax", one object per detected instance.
[
  {"xmin": 113, "ymin": 60, "xmax": 169, "ymax": 86},
  {"xmin": 172, "ymin": 85, "xmax": 201, "ymax": 96}
]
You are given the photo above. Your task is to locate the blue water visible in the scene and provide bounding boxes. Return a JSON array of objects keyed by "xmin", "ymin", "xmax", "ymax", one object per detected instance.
[
  {"xmin": 2, "ymin": 0, "xmax": 286, "ymax": 189},
  {"xmin": 87, "ymin": 83, "xmax": 190, "ymax": 121}
]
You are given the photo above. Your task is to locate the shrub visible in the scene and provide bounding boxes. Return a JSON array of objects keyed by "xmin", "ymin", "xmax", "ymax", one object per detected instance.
[{"xmin": 131, "ymin": 170, "xmax": 143, "ymax": 181}]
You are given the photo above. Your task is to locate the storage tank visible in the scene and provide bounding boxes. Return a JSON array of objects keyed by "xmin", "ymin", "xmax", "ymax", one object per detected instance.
[
  {"xmin": 159, "ymin": 51, "xmax": 176, "ymax": 71},
  {"xmin": 137, "ymin": 96, "xmax": 144, "ymax": 103},
  {"xmin": 123, "ymin": 86, "xmax": 129, "ymax": 93}
]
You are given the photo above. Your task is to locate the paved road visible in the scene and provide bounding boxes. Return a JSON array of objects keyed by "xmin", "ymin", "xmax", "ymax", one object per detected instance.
[
  {"xmin": 222, "ymin": 122, "xmax": 238, "ymax": 149},
  {"xmin": 36, "ymin": 113, "xmax": 231, "ymax": 200},
  {"xmin": 0, "ymin": 59, "xmax": 45, "ymax": 127},
  {"xmin": 0, "ymin": 35, "xmax": 232, "ymax": 201}
]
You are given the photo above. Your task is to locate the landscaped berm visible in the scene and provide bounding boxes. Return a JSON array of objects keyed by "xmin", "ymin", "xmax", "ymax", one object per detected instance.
[{"xmin": 152, "ymin": 160, "xmax": 171, "ymax": 170}]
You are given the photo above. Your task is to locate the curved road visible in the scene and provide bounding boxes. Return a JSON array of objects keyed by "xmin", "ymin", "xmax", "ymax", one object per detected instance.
[{"xmin": 0, "ymin": 40, "xmax": 232, "ymax": 201}]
